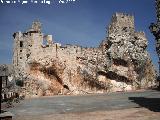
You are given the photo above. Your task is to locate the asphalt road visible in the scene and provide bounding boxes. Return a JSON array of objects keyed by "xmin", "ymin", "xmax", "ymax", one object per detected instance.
[{"xmin": 6, "ymin": 90, "xmax": 160, "ymax": 117}]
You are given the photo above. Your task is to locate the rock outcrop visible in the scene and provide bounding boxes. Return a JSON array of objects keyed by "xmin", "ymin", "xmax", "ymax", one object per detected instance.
[{"xmin": 12, "ymin": 13, "xmax": 157, "ymax": 97}]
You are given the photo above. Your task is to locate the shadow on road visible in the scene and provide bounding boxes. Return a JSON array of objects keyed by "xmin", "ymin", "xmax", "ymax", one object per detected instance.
[
  {"xmin": 152, "ymin": 87, "xmax": 160, "ymax": 91},
  {"xmin": 129, "ymin": 97, "xmax": 160, "ymax": 112}
]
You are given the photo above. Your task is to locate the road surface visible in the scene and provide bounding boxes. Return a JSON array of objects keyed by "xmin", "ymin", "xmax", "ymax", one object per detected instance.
[{"xmin": 5, "ymin": 90, "xmax": 160, "ymax": 120}]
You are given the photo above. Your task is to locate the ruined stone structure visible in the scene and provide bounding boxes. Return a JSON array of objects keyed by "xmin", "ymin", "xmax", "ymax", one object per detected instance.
[{"xmin": 13, "ymin": 13, "xmax": 156, "ymax": 97}]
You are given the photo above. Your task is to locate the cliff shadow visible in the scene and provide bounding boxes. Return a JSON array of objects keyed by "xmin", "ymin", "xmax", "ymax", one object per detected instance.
[{"xmin": 129, "ymin": 97, "xmax": 160, "ymax": 112}]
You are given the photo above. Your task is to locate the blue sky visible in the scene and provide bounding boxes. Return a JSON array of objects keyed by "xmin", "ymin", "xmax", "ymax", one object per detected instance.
[{"xmin": 0, "ymin": 0, "xmax": 158, "ymax": 71}]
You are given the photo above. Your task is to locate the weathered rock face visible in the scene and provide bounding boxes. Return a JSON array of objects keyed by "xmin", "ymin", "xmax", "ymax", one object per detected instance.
[
  {"xmin": 102, "ymin": 13, "xmax": 157, "ymax": 91},
  {"xmin": 12, "ymin": 13, "xmax": 157, "ymax": 97}
]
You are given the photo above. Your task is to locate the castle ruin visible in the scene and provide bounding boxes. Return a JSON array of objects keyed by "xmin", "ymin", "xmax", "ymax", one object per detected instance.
[{"xmin": 12, "ymin": 13, "xmax": 156, "ymax": 96}]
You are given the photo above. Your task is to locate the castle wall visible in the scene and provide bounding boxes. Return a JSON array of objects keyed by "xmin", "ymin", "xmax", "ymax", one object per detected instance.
[{"xmin": 12, "ymin": 13, "xmax": 157, "ymax": 96}]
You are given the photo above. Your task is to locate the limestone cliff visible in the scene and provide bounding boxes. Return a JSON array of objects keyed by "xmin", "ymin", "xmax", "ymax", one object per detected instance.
[{"xmin": 12, "ymin": 13, "xmax": 157, "ymax": 97}]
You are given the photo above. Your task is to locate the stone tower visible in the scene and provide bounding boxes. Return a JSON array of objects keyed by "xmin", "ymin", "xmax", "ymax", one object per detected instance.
[
  {"xmin": 108, "ymin": 13, "xmax": 134, "ymax": 36},
  {"xmin": 12, "ymin": 21, "xmax": 52, "ymax": 79}
]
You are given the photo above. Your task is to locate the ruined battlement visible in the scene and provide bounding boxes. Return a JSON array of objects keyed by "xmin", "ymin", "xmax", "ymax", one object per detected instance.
[
  {"xmin": 108, "ymin": 13, "xmax": 135, "ymax": 37},
  {"xmin": 134, "ymin": 31, "xmax": 145, "ymax": 36}
]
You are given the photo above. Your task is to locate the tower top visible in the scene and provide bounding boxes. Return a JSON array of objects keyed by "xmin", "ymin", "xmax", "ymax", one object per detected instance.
[
  {"xmin": 27, "ymin": 20, "xmax": 42, "ymax": 33},
  {"xmin": 108, "ymin": 13, "xmax": 135, "ymax": 35},
  {"xmin": 111, "ymin": 13, "xmax": 134, "ymax": 27},
  {"xmin": 32, "ymin": 20, "xmax": 42, "ymax": 32}
]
